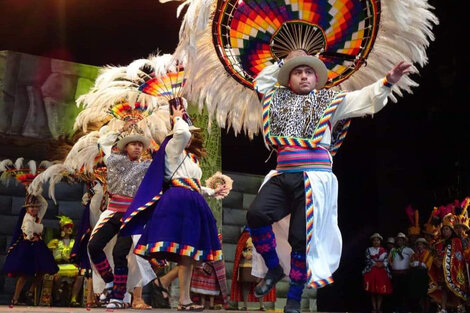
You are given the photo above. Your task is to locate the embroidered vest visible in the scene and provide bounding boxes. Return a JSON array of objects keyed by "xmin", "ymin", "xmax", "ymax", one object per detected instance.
[{"xmin": 262, "ymin": 87, "xmax": 350, "ymax": 156}]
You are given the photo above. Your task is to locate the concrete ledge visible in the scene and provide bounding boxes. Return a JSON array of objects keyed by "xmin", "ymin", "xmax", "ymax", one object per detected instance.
[{"xmin": 223, "ymin": 208, "xmax": 247, "ymax": 227}]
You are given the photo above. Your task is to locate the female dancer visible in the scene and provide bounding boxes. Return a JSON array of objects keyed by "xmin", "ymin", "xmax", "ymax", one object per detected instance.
[{"xmin": 135, "ymin": 103, "xmax": 229, "ymax": 311}]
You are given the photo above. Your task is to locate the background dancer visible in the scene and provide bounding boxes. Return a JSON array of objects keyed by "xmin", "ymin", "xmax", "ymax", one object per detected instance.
[
  {"xmin": 2, "ymin": 195, "xmax": 58, "ymax": 306},
  {"xmin": 87, "ymin": 123, "xmax": 155, "ymax": 309}
]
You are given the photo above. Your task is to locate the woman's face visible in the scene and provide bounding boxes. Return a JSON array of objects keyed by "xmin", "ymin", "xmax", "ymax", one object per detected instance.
[
  {"xmin": 441, "ymin": 226, "xmax": 452, "ymax": 239},
  {"xmin": 27, "ymin": 206, "xmax": 39, "ymax": 216},
  {"xmin": 372, "ymin": 237, "xmax": 381, "ymax": 247}
]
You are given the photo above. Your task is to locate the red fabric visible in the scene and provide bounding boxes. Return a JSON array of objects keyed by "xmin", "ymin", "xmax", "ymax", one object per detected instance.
[
  {"xmin": 191, "ymin": 260, "xmax": 228, "ymax": 306},
  {"xmin": 230, "ymin": 230, "xmax": 276, "ymax": 302},
  {"xmin": 429, "ymin": 238, "xmax": 468, "ymax": 306},
  {"xmin": 363, "ymin": 266, "xmax": 392, "ymax": 294}
]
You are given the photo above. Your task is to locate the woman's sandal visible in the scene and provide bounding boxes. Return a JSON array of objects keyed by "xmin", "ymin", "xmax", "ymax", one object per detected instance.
[
  {"xmin": 152, "ymin": 276, "xmax": 171, "ymax": 308},
  {"xmin": 177, "ymin": 302, "xmax": 205, "ymax": 311},
  {"xmin": 153, "ymin": 276, "xmax": 170, "ymax": 298},
  {"xmin": 132, "ymin": 298, "xmax": 152, "ymax": 310},
  {"xmin": 9, "ymin": 299, "xmax": 18, "ymax": 308}
]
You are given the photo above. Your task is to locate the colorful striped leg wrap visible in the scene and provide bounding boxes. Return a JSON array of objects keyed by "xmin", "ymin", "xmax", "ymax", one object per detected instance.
[
  {"xmin": 111, "ymin": 267, "xmax": 128, "ymax": 300},
  {"xmin": 287, "ymin": 251, "xmax": 307, "ymax": 302},
  {"xmin": 250, "ymin": 225, "xmax": 279, "ymax": 269},
  {"xmin": 92, "ymin": 255, "xmax": 114, "ymax": 283}
]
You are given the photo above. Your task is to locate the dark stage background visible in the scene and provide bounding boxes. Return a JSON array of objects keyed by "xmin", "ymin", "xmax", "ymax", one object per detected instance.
[{"xmin": 0, "ymin": 0, "xmax": 467, "ymax": 311}]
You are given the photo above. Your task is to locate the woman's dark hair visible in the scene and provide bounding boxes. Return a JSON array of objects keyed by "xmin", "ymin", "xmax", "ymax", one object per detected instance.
[{"xmin": 185, "ymin": 130, "xmax": 207, "ymax": 159}]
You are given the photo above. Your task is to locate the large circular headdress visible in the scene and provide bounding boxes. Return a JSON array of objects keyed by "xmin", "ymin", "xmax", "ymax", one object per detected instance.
[
  {"xmin": 213, "ymin": 0, "xmax": 380, "ymax": 89},
  {"xmin": 160, "ymin": 0, "xmax": 437, "ymax": 137}
]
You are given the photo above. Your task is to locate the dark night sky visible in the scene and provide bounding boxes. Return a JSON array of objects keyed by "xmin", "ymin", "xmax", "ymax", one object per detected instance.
[{"xmin": 0, "ymin": 0, "xmax": 467, "ymax": 310}]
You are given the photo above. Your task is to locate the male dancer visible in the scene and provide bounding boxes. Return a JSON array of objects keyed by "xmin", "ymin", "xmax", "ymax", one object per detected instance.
[{"xmin": 247, "ymin": 49, "xmax": 411, "ymax": 313}]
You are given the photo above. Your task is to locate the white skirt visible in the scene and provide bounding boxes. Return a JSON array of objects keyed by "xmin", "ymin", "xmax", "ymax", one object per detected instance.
[{"xmin": 251, "ymin": 170, "xmax": 342, "ymax": 288}]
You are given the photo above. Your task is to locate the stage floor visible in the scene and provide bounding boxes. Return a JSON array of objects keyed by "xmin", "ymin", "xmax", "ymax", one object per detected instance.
[{"xmin": 0, "ymin": 307, "xmax": 286, "ymax": 313}]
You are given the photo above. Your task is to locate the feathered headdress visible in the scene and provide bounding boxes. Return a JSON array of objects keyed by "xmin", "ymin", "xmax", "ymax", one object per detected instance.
[
  {"xmin": 441, "ymin": 213, "xmax": 455, "ymax": 230},
  {"xmin": 0, "ymin": 158, "xmax": 54, "ymax": 187},
  {"xmin": 422, "ymin": 206, "xmax": 438, "ymax": 236},
  {"xmin": 73, "ymin": 54, "xmax": 172, "ymax": 137},
  {"xmin": 454, "ymin": 197, "xmax": 470, "ymax": 230},
  {"xmin": 57, "ymin": 215, "xmax": 74, "ymax": 228},
  {"xmin": 161, "ymin": 0, "xmax": 438, "ymax": 138},
  {"xmin": 405, "ymin": 204, "xmax": 420, "ymax": 236}
]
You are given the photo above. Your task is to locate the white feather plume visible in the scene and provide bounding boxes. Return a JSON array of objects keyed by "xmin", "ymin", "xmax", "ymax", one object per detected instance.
[
  {"xmin": 28, "ymin": 163, "xmax": 73, "ymax": 203},
  {"xmin": 27, "ymin": 160, "xmax": 37, "ymax": 175},
  {"xmin": 14, "ymin": 157, "xmax": 24, "ymax": 171},
  {"xmin": 0, "ymin": 159, "xmax": 13, "ymax": 172},
  {"xmin": 63, "ymin": 131, "xmax": 101, "ymax": 175}
]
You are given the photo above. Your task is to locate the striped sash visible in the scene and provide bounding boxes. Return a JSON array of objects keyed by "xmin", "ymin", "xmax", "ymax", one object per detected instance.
[
  {"xmin": 170, "ymin": 178, "xmax": 202, "ymax": 193},
  {"xmin": 107, "ymin": 194, "xmax": 133, "ymax": 212},
  {"xmin": 276, "ymin": 146, "xmax": 332, "ymax": 172}
]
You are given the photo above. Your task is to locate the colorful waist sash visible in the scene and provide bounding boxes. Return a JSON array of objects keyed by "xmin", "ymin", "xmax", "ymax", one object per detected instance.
[
  {"xmin": 108, "ymin": 194, "xmax": 133, "ymax": 212},
  {"xmin": 276, "ymin": 146, "xmax": 332, "ymax": 173},
  {"xmin": 170, "ymin": 178, "xmax": 202, "ymax": 193}
]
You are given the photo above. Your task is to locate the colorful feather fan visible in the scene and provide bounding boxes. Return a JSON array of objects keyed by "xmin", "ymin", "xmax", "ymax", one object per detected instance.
[
  {"xmin": 108, "ymin": 101, "xmax": 151, "ymax": 122},
  {"xmin": 138, "ymin": 65, "xmax": 186, "ymax": 101}
]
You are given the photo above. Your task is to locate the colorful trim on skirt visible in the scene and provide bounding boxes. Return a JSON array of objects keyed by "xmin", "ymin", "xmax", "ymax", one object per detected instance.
[
  {"xmin": 304, "ymin": 172, "xmax": 334, "ymax": 288},
  {"xmin": 135, "ymin": 241, "xmax": 222, "ymax": 262}
]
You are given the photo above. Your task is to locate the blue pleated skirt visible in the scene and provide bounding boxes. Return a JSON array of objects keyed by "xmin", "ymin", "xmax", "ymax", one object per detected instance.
[
  {"xmin": 135, "ymin": 187, "xmax": 222, "ymax": 262},
  {"xmin": 2, "ymin": 238, "xmax": 59, "ymax": 276}
]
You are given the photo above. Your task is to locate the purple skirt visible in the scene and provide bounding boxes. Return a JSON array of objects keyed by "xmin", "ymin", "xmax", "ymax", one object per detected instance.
[
  {"xmin": 2, "ymin": 238, "xmax": 59, "ymax": 276},
  {"xmin": 135, "ymin": 186, "xmax": 222, "ymax": 262}
]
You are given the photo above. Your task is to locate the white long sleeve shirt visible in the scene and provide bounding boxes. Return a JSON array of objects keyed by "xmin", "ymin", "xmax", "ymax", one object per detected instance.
[
  {"xmin": 254, "ymin": 63, "xmax": 393, "ymax": 146},
  {"xmin": 22, "ymin": 213, "xmax": 44, "ymax": 240},
  {"xmin": 165, "ymin": 117, "xmax": 214, "ymax": 197}
]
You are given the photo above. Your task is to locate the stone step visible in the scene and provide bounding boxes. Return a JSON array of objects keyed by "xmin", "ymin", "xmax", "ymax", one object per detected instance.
[{"xmin": 224, "ymin": 171, "xmax": 264, "ymax": 194}]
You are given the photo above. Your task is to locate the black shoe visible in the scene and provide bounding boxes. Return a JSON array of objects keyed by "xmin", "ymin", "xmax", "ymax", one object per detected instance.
[
  {"xmin": 254, "ymin": 264, "xmax": 285, "ymax": 298},
  {"xmin": 284, "ymin": 298, "xmax": 301, "ymax": 313}
]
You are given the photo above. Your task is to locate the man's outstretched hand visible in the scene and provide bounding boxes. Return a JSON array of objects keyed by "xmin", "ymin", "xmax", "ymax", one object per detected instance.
[{"xmin": 386, "ymin": 61, "xmax": 413, "ymax": 84}]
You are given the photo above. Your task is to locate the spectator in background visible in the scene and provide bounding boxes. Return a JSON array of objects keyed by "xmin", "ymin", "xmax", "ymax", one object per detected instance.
[
  {"xmin": 363, "ymin": 233, "xmax": 392, "ymax": 313},
  {"xmin": 388, "ymin": 232, "xmax": 414, "ymax": 313},
  {"xmin": 385, "ymin": 237, "xmax": 395, "ymax": 253},
  {"xmin": 408, "ymin": 238, "xmax": 432, "ymax": 313}
]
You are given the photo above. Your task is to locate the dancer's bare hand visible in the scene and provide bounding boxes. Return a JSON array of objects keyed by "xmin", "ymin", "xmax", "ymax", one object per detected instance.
[
  {"xmin": 171, "ymin": 104, "xmax": 185, "ymax": 119},
  {"xmin": 214, "ymin": 184, "xmax": 230, "ymax": 198},
  {"xmin": 386, "ymin": 61, "xmax": 413, "ymax": 84}
]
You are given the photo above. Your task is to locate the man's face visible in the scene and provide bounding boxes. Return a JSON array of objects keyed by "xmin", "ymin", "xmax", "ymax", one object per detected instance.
[
  {"xmin": 288, "ymin": 65, "xmax": 317, "ymax": 95},
  {"xmin": 125, "ymin": 141, "xmax": 144, "ymax": 160},
  {"xmin": 395, "ymin": 237, "xmax": 405, "ymax": 247}
]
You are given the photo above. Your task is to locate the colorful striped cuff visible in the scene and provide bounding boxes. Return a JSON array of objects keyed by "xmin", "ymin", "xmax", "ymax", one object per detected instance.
[{"xmin": 382, "ymin": 77, "xmax": 393, "ymax": 88}]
